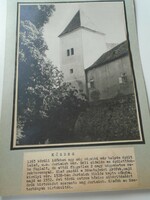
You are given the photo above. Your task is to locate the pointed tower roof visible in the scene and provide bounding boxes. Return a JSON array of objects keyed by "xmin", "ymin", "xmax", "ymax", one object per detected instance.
[
  {"xmin": 59, "ymin": 10, "xmax": 105, "ymax": 37},
  {"xmin": 59, "ymin": 11, "xmax": 81, "ymax": 37}
]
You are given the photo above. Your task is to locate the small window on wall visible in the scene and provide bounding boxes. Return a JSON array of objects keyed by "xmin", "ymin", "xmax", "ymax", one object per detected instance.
[
  {"xmin": 67, "ymin": 48, "xmax": 74, "ymax": 56},
  {"xmin": 67, "ymin": 49, "xmax": 70, "ymax": 56},
  {"xmin": 89, "ymin": 79, "xmax": 95, "ymax": 89},
  {"xmin": 119, "ymin": 73, "xmax": 127, "ymax": 84},
  {"xmin": 70, "ymin": 69, "xmax": 73, "ymax": 74},
  {"xmin": 71, "ymin": 48, "xmax": 74, "ymax": 55}
]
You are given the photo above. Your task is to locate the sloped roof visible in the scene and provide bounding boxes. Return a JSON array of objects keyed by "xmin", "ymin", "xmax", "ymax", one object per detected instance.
[
  {"xmin": 59, "ymin": 11, "xmax": 81, "ymax": 37},
  {"xmin": 86, "ymin": 41, "xmax": 129, "ymax": 71},
  {"xmin": 59, "ymin": 10, "xmax": 105, "ymax": 37}
]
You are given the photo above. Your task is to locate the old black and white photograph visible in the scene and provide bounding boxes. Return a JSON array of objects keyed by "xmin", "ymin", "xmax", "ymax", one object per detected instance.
[{"xmin": 12, "ymin": 1, "xmax": 143, "ymax": 148}]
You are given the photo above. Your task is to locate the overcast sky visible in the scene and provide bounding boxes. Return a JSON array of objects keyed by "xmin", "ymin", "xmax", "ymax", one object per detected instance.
[{"xmin": 43, "ymin": 2, "xmax": 126, "ymax": 68}]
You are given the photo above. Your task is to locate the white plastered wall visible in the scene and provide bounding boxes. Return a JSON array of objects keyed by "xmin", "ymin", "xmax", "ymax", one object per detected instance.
[{"xmin": 81, "ymin": 28, "xmax": 107, "ymax": 69}]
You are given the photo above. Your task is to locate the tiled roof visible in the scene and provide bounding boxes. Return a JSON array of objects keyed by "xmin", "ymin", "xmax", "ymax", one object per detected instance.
[
  {"xmin": 86, "ymin": 41, "xmax": 129, "ymax": 71},
  {"xmin": 59, "ymin": 11, "xmax": 81, "ymax": 37}
]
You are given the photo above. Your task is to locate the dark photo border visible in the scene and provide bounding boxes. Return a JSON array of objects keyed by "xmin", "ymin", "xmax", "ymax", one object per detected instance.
[{"xmin": 11, "ymin": 0, "xmax": 145, "ymax": 150}]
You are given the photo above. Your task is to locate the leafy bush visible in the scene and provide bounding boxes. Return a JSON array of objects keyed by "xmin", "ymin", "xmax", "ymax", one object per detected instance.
[{"xmin": 90, "ymin": 89, "xmax": 100, "ymax": 101}]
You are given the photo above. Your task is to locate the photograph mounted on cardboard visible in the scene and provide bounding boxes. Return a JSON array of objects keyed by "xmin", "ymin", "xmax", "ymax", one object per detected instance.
[{"xmin": 12, "ymin": 1, "xmax": 144, "ymax": 149}]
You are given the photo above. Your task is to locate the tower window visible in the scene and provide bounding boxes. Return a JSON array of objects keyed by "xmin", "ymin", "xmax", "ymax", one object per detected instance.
[
  {"xmin": 71, "ymin": 48, "xmax": 74, "ymax": 55},
  {"xmin": 70, "ymin": 69, "xmax": 73, "ymax": 74},
  {"xmin": 67, "ymin": 49, "xmax": 70, "ymax": 56},
  {"xmin": 67, "ymin": 48, "xmax": 74, "ymax": 56}
]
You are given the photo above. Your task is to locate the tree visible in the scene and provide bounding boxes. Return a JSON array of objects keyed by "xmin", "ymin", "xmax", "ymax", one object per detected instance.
[
  {"xmin": 20, "ymin": 5, "xmax": 55, "ymax": 29},
  {"xmin": 18, "ymin": 4, "xmax": 56, "ymax": 118},
  {"xmin": 17, "ymin": 5, "xmax": 88, "ymax": 145}
]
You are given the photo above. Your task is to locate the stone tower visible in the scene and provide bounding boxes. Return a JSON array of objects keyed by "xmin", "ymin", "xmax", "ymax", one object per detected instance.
[{"xmin": 59, "ymin": 10, "xmax": 107, "ymax": 94}]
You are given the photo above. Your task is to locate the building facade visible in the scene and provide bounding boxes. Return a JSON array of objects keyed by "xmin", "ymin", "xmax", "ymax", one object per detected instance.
[
  {"xmin": 59, "ymin": 11, "xmax": 134, "ymax": 101},
  {"xmin": 59, "ymin": 10, "xmax": 107, "ymax": 94},
  {"xmin": 85, "ymin": 41, "xmax": 134, "ymax": 101}
]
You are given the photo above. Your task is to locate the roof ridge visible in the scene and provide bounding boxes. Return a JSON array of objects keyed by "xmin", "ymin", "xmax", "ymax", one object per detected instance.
[
  {"xmin": 86, "ymin": 40, "xmax": 128, "ymax": 71},
  {"xmin": 104, "ymin": 40, "xmax": 127, "ymax": 54}
]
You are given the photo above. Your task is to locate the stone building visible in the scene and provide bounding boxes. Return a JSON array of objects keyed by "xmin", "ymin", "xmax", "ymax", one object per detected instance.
[
  {"xmin": 85, "ymin": 41, "xmax": 134, "ymax": 101},
  {"xmin": 59, "ymin": 10, "xmax": 134, "ymax": 101}
]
